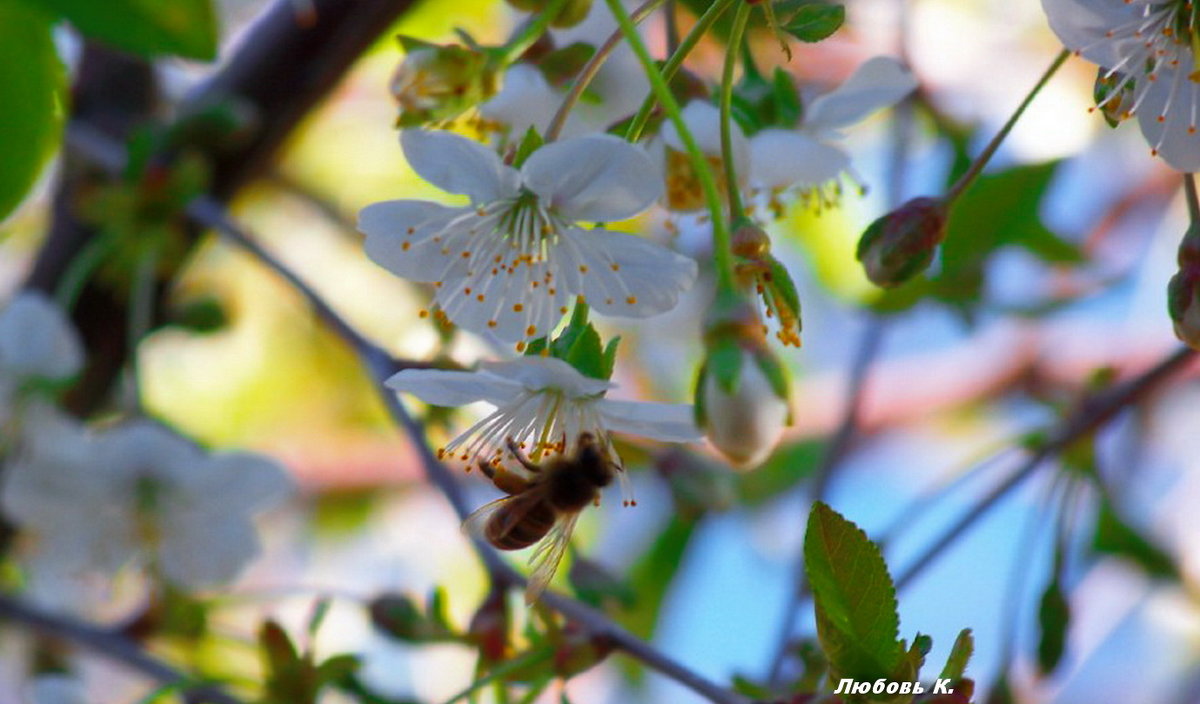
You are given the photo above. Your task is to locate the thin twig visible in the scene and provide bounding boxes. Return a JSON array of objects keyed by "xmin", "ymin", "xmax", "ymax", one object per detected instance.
[
  {"xmin": 894, "ymin": 346, "xmax": 1196, "ymax": 591},
  {"xmin": 0, "ymin": 595, "xmax": 243, "ymax": 704}
]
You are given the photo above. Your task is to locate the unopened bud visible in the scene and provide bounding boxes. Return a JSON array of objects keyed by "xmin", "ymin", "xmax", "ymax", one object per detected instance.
[
  {"xmin": 1168, "ymin": 223, "xmax": 1200, "ymax": 350},
  {"xmin": 467, "ymin": 588, "xmax": 509, "ymax": 662},
  {"xmin": 391, "ymin": 38, "xmax": 496, "ymax": 127},
  {"xmin": 696, "ymin": 297, "xmax": 791, "ymax": 469},
  {"xmin": 506, "ymin": 0, "xmax": 593, "ymax": 28},
  {"xmin": 856, "ymin": 196, "xmax": 948, "ymax": 288}
]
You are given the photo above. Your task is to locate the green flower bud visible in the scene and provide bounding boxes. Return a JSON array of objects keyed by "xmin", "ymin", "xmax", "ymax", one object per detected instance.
[
  {"xmin": 695, "ymin": 295, "xmax": 791, "ymax": 469},
  {"xmin": 1168, "ymin": 223, "xmax": 1200, "ymax": 350},
  {"xmin": 391, "ymin": 38, "xmax": 496, "ymax": 127},
  {"xmin": 856, "ymin": 196, "xmax": 948, "ymax": 288}
]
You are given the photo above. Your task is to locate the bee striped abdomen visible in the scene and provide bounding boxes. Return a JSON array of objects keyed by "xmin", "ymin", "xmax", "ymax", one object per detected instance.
[{"xmin": 486, "ymin": 502, "xmax": 556, "ymax": 550}]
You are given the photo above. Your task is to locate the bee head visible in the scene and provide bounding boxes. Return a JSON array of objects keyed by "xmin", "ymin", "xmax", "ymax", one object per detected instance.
[{"xmin": 574, "ymin": 433, "xmax": 613, "ymax": 487}]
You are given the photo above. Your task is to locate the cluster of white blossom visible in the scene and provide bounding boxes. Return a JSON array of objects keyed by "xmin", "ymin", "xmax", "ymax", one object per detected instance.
[
  {"xmin": 369, "ymin": 3, "xmax": 925, "ymax": 471},
  {"xmin": 0, "ymin": 293, "xmax": 291, "ymax": 605}
]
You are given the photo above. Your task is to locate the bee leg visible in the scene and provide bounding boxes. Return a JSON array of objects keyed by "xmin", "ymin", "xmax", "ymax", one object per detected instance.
[{"xmin": 505, "ymin": 437, "xmax": 542, "ymax": 473}]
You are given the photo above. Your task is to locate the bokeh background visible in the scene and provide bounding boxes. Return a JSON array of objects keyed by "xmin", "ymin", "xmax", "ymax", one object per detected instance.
[{"xmin": 3, "ymin": 0, "xmax": 1199, "ymax": 702}]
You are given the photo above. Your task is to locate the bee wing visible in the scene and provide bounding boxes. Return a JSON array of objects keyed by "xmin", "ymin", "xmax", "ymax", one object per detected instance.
[
  {"xmin": 524, "ymin": 511, "xmax": 581, "ymax": 605},
  {"xmin": 462, "ymin": 495, "xmax": 515, "ymax": 540}
]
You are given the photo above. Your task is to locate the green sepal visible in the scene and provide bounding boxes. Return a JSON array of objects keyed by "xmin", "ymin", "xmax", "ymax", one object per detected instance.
[
  {"xmin": 396, "ymin": 34, "xmax": 438, "ymax": 53},
  {"xmin": 766, "ymin": 254, "xmax": 802, "ymax": 329},
  {"xmin": 772, "ymin": 67, "xmax": 803, "ymax": 126},
  {"xmin": 752, "ymin": 348, "xmax": 791, "ymax": 409},
  {"xmin": 940, "ymin": 629, "xmax": 974, "ymax": 681},
  {"xmin": 563, "ymin": 324, "xmax": 608, "ymax": 381},
  {"xmin": 1093, "ymin": 67, "xmax": 1130, "ymax": 129},
  {"xmin": 693, "ymin": 363, "xmax": 708, "ymax": 427},
  {"xmin": 1036, "ymin": 576, "xmax": 1070, "ymax": 675},
  {"xmin": 708, "ymin": 337, "xmax": 744, "ymax": 395},
  {"xmin": 781, "ymin": 3, "xmax": 846, "ymax": 43},
  {"xmin": 512, "ymin": 127, "xmax": 545, "ymax": 168}
]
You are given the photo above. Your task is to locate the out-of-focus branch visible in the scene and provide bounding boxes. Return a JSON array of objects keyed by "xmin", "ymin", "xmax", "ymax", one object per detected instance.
[
  {"xmin": 893, "ymin": 345, "xmax": 1196, "ymax": 591},
  {"xmin": 0, "ymin": 595, "xmax": 243, "ymax": 704}
]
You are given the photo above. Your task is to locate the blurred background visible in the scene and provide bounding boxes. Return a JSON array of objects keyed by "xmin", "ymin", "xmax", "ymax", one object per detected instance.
[{"xmin": 2, "ymin": 0, "xmax": 1199, "ymax": 702}]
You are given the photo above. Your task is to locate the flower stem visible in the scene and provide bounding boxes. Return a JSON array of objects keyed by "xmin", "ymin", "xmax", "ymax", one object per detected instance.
[
  {"xmin": 720, "ymin": 1, "xmax": 751, "ymax": 218},
  {"xmin": 623, "ymin": 0, "xmax": 738, "ymax": 143},
  {"xmin": 604, "ymin": 0, "xmax": 736, "ymax": 291},
  {"xmin": 1185, "ymin": 173, "xmax": 1200, "ymax": 223},
  {"xmin": 127, "ymin": 243, "xmax": 160, "ymax": 411},
  {"xmin": 544, "ymin": 0, "xmax": 666, "ymax": 142},
  {"xmin": 499, "ymin": 0, "xmax": 573, "ymax": 66},
  {"xmin": 944, "ymin": 48, "xmax": 1069, "ymax": 203}
]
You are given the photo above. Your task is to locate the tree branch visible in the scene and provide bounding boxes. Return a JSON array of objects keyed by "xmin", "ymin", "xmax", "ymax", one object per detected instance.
[{"xmin": 0, "ymin": 595, "xmax": 243, "ymax": 704}]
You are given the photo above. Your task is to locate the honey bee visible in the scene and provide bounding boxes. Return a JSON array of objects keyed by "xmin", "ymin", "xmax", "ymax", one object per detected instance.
[{"xmin": 465, "ymin": 432, "xmax": 618, "ymax": 603}]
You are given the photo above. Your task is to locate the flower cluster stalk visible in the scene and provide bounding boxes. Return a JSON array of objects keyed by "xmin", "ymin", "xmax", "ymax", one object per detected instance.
[
  {"xmin": 720, "ymin": 1, "xmax": 752, "ymax": 217},
  {"xmin": 623, "ymin": 0, "xmax": 739, "ymax": 143},
  {"xmin": 605, "ymin": 0, "xmax": 736, "ymax": 291},
  {"xmin": 544, "ymin": 0, "xmax": 666, "ymax": 141}
]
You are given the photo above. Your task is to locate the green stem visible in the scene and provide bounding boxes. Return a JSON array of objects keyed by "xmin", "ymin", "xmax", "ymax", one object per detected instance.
[
  {"xmin": 54, "ymin": 228, "xmax": 119, "ymax": 310},
  {"xmin": 623, "ymin": 0, "xmax": 738, "ymax": 143},
  {"xmin": 499, "ymin": 0, "xmax": 573, "ymax": 65},
  {"xmin": 1185, "ymin": 173, "xmax": 1199, "ymax": 223},
  {"xmin": 545, "ymin": 0, "xmax": 666, "ymax": 141},
  {"xmin": 720, "ymin": 1, "xmax": 751, "ymax": 217},
  {"xmin": 127, "ymin": 243, "xmax": 161, "ymax": 411},
  {"xmin": 604, "ymin": 0, "xmax": 736, "ymax": 291},
  {"xmin": 945, "ymin": 48, "xmax": 1069, "ymax": 203}
]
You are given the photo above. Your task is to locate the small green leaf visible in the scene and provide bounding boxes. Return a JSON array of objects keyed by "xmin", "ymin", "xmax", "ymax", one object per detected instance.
[
  {"xmin": 24, "ymin": 0, "xmax": 218, "ymax": 59},
  {"xmin": 1036, "ymin": 579, "xmax": 1070, "ymax": 675},
  {"xmin": 0, "ymin": 3, "xmax": 64, "ymax": 224},
  {"xmin": 599, "ymin": 335, "xmax": 620, "ymax": 380},
  {"xmin": 1092, "ymin": 499, "xmax": 1179, "ymax": 581},
  {"xmin": 563, "ymin": 324, "xmax": 607, "ymax": 380},
  {"xmin": 804, "ymin": 502, "xmax": 903, "ymax": 683},
  {"xmin": 940, "ymin": 629, "xmax": 974, "ymax": 681},
  {"xmin": 772, "ymin": 67, "xmax": 802, "ymax": 126},
  {"xmin": 782, "ymin": 4, "xmax": 845, "ymax": 43}
]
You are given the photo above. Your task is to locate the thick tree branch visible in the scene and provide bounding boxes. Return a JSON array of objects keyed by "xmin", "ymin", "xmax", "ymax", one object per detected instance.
[{"xmin": 0, "ymin": 595, "xmax": 243, "ymax": 704}]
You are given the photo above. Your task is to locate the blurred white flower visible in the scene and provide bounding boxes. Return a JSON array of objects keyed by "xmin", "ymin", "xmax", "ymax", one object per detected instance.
[
  {"xmin": 1, "ymin": 418, "xmax": 292, "ymax": 592},
  {"xmin": 749, "ymin": 56, "xmax": 917, "ymax": 191},
  {"xmin": 658, "ymin": 58, "xmax": 915, "ymax": 213},
  {"xmin": 1042, "ymin": 0, "xmax": 1200, "ymax": 171},
  {"xmin": 26, "ymin": 675, "xmax": 88, "ymax": 704},
  {"xmin": 358, "ymin": 130, "xmax": 697, "ymax": 346},
  {"xmin": 387, "ymin": 356, "xmax": 699, "ymax": 468},
  {"xmin": 0, "ymin": 292, "xmax": 83, "ymax": 431}
]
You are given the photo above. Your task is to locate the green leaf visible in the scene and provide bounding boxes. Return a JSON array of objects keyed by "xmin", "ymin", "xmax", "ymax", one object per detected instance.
[
  {"xmin": 1092, "ymin": 498, "xmax": 1179, "ymax": 581},
  {"xmin": 782, "ymin": 4, "xmax": 845, "ymax": 43},
  {"xmin": 940, "ymin": 629, "xmax": 974, "ymax": 681},
  {"xmin": 936, "ymin": 161, "xmax": 1082, "ymax": 309},
  {"xmin": 804, "ymin": 502, "xmax": 903, "ymax": 683},
  {"xmin": 513, "ymin": 127, "xmax": 545, "ymax": 168},
  {"xmin": 0, "ymin": 3, "xmax": 64, "ymax": 224},
  {"xmin": 24, "ymin": 0, "xmax": 219, "ymax": 60},
  {"xmin": 537, "ymin": 42, "xmax": 596, "ymax": 86},
  {"xmin": 1036, "ymin": 578, "xmax": 1070, "ymax": 675}
]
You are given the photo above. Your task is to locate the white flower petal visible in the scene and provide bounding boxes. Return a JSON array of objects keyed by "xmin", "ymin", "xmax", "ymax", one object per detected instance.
[
  {"xmin": 99, "ymin": 419, "xmax": 204, "ymax": 485},
  {"xmin": 0, "ymin": 292, "xmax": 82, "ymax": 381},
  {"xmin": 522, "ymin": 135, "xmax": 662, "ymax": 222},
  {"xmin": 560, "ymin": 227, "xmax": 697, "ymax": 318},
  {"xmin": 1040, "ymin": 0, "xmax": 1136, "ymax": 67},
  {"xmin": 28, "ymin": 676, "xmax": 89, "ymax": 704},
  {"xmin": 158, "ymin": 515, "xmax": 259, "ymax": 588},
  {"xmin": 386, "ymin": 367, "xmax": 524, "ymax": 406},
  {"xmin": 480, "ymin": 357, "xmax": 612, "ymax": 397},
  {"xmin": 749, "ymin": 129, "xmax": 851, "ymax": 188},
  {"xmin": 168, "ymin": 452, "xmax": 292, "ymax": 514},
  {"xmin": 400, "ymin": 130, "xmax": 520, "ymax": 203},
  {"xmin": 663, "ymin": 101, "xmax": 751, "ymax": 176},
  {"xmin": 359, "ymin": 200, "xmax": 465, "ymax": 281},
  {"xmin": 597, "ymin": 399, "xmax": 701, "ymax": 442},
  {"xmin": 480, "ymin": 63, "xmax": 566, "ymax": 137},
  {"xmin": 1136, "ymin": 70, "xmax": 1200, "ymax": 172},
  {"xmin": 804, "ymin": 57, "xmax": 918, "ymax": 133}
]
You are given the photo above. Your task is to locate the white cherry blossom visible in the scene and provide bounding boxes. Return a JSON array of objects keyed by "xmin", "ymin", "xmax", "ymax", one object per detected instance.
[
  {"xmin": 659, "ymin": 58, "xmax": 916, "ymax": 212},
  {"xmin": 386, "ymin": 356, "xmax": 699, "ymax": 469},
  {"xmin": 749, "ymin": 57, "xmax": 918, "ymax": 191},
  {"xmin": 0, "ymin": 292, "xmax": 83, "ymax": 432},
  {"xmin": 1042, "ymin": 0, "xmax": 1200, "ymax": 171},
  {"xmin": 1, "ymin": 417, "xmax": 292, "ymax": 592},
  {"xmin": 359, "ymin": 130, "xmax": 697, "ymax": 346}
]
